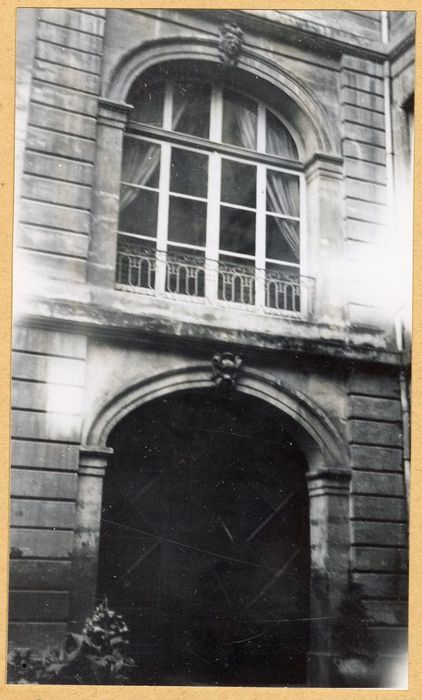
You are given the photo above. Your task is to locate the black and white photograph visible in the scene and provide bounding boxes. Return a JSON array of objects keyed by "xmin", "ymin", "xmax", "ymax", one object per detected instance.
[{"xmin": 7, "ymin": 7, "xmax": 414, "ymax": 689}]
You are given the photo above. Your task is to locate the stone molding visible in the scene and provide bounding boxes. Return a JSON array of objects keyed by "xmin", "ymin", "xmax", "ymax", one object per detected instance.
[
  {"xmin": 105, "ymin": 36, "xmax": 338, "ymax": 158},
  {"xmin": 97, "ymin": 97, "xmax": 133, "ymax": 128},
  {"xmin": 82, "ymin": 365, "xmax": 348, "ymax": 473},
  {"xmin": 79, "ymin": 445, "xmax": 114, "ymax": 477},
  {"xmin": 307, "ymin": 468, "xmax": 352, "ymax": 497}
]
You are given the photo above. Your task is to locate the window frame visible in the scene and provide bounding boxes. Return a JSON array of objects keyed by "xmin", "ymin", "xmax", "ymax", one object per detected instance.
[{"xmin": 116, "ymin": 79, "xmax": 308, "ymax": 315}]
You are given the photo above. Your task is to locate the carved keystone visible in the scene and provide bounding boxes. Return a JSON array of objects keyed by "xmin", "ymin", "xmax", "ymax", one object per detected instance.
[
  {"xmin": 218, "ymin": 23, "xmax": 243, "ymax": 67},
  {"xmin": 211, "ymin": 352, "xmax": 243, "ymax": 389}
]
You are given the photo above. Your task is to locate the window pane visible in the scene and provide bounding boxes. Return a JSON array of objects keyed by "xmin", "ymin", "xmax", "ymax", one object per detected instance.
[
  {"xmin": 116, "ymin": 237, "xmax": 156, "ymax": 289},
  {"xmin": 265, "ymin": 263, "xmax": 301, "ymax": 312},
  {"xmin": 221, "ymin": 159, "xmax": 256, "ymax": 208},
  {"xmin": 266, "ymin": 215, "xmax": 300, "ymax": 263},
  {"xmin": 121, "ymin": 139, "xmax": 161, "ymax": 189},
  {"xmin": 218, "ymin": 254, "xmax": 255, "ymax": 305},
  {"xmin": 266, "ymin": 110, "xmax": 298, "ymax": 160},
  {"xmin": 170, "ymin": 148, "xmax": 208, "ymax": 198},
  {"xmin": 220, "ymin": 206, "xmax": 256, "ymax": 256},
  {"xmin": 130, "ymin": 82, "xmax": 165, "ymax": 127},
  {"xmin": 173, "ymin": 82, "xmax": 211, "ymax": 139},
  {"xmin": 168, "ymin": 196, "xmax": 207, "ymax": 247},
  {"xmin": 266, "ymin": 171, "xmax": 300, "ymax": 217},
  {"xmin": 119, "ymin": 187, "xmax": 158, "ymax": 238},
  {"xmin": 222, "ymin": 90, "xmax": 257, "ymax": 150},
  {"xmin": 166, "ymin": 246, "xmax": 205, "ymax": 297}
]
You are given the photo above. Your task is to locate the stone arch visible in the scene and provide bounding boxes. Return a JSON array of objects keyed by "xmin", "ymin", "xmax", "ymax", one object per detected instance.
[
  {"xmin": 73, "ymin": 365, "xmax": 351, "ymax": 685},
  {"xmin": 105, "ymin": 36, "xmax": 340, "ymax": 161},
  {"xmin": 84, "ymin": 364, "xmax": 347, "ymax": 473}
]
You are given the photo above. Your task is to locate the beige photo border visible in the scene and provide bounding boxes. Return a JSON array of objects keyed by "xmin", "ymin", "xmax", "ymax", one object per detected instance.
[{"xmin": 0, "ymin": 1, "xmax": 419, "ymax": 697}]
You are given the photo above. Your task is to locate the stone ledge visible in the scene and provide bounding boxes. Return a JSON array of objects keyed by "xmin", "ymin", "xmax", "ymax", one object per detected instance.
[{"xmin": 14, "ymin": 293, "xmax": 406, "ymax": 368}]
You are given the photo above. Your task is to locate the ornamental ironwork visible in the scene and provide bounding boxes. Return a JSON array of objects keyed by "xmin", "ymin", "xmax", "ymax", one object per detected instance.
[
  {"xmin": 218, "ymin": 23, "xmax": 243, "ymax": 67},
  {"xmin": 211, "ymin": 352, "xmax": 243, "ymax": 390}
]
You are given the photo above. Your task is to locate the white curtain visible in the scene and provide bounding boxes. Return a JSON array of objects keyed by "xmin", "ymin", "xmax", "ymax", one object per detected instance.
[
  {"xmin": 234, "ymin": 102, "xmax": 257, "ymax": 150},
  {"xmin": 266, "ymin": 112, "xmax": 298, "ymax": 161},
  {"xmin": 266, "ymin": 172, "xmax": 300, "ymax": 261},
  {"xmin": 120, "ymin": 100, "xmax": 188, "ymax": 211}
]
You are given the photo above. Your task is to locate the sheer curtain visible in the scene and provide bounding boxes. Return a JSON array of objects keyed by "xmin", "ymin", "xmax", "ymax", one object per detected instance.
[
  {"xmin": 234, "ymin": 103, "xmax": 257, "ymax": 150},
  {"xmin": 120, "ymin": 100, "xmax": 188, "ymax": 211},
  {"xmin": 266, "ymin": 111, "xmax": 299, "ymax": 161},
  {"xmin": 266, "ymin": 173, "xmax": 300, "ymax": 261}
]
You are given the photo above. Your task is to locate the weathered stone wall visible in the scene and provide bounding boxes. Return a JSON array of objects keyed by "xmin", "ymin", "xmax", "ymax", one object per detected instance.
[
  {"xmin": 15, "ymin": 9, "xmax": 105, "ymax": 284},
  {"xmin": 9, "ymin": 8, "xmax": 413, "ymax": 683},
  {"xmin": 348, "ymin": 367, "xmax": 408, "ymax": 656},
  {"xmin": 339, "ymin": 55, "xmax": 389, "ymax": 328},
  {"xmin": 9, "ymin": 326, "xmax": 87, "ymax": 649},
  {"xmin": 11, "ymin": 6, "xmax": 106, "ymax": 651}
]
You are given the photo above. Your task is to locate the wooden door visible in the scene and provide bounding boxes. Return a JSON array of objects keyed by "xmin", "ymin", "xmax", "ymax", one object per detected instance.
[{"xmin": 98, "ymin": 391, "xmax": 310, "ymax": 685}]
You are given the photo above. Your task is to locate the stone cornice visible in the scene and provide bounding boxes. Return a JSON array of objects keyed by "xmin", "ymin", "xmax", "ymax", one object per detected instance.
[
  {"xmin": 188, "ymin": 8, "xmax": 414, "ymax": 64},
  {"xmin": 14, "ymin": 299, "xmax": 406, "ymax": 369}
]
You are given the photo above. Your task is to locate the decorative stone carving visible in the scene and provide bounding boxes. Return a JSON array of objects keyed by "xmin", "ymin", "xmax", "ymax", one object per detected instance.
[
  {"xmin": 211, "ymin": 352, "xmax": 243, "ymax": 389},
  {"xmin": 218, "ymin": 23, "xmax": 243, "ymax": 67}
]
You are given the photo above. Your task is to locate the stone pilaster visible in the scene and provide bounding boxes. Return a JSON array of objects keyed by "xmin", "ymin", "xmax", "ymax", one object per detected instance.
[
  {"xmin": 88, "ymin": 98, "xmax": 133, "ymax": 287},
  {"xmin": 69, "ymin": 445, "xmax": 113, "ymax": 630},
  {"xmin": 306, "ymin": 467, "xmax": 352, "ymax": 686},
  {"xmin": 305, "ymin": 154, "xmax": 345, "ymax": 326}
]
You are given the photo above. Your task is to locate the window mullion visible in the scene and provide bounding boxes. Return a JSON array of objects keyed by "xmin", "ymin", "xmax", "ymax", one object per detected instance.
[
  {"xmin": 257, "ymin": 101, "xmax": 266, "ymax": 153},
  {"xmin": 256, "ymin": 163, "xmax": 267, "ymax": 308},
  {"xmin": 155, "ymin": 141, "xmax": 171, "ymax": 292},
  {"xmin": 299, "ymin": 172, "xmax": 307, "ymax": 317},
  {"xmin": 163, "ymin": 81, "xmax": 173, "ymax": 130},
  {"xmin": 210, "ymin": 86, "xmax": 223, "ymax": 142},
  {"xmin": 205, "ymin": 152, "xmax": 221, "ymax": 302}
]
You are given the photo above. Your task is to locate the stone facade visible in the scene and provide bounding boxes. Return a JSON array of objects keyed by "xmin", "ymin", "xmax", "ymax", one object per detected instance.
[{"xmin": 9, "ymin": 9, "xmax": 414, "ymax": 687}]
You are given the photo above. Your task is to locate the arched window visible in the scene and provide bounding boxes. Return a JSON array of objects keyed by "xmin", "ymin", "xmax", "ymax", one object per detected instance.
[{"xmin": 116, "ymin": 78, "xmax": 304, "ymax": 313}]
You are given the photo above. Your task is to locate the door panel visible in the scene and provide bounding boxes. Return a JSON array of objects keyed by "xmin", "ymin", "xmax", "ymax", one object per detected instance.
[{"xmin": 98, "ymin": 390, "xmax": 310, "ymax": 686}]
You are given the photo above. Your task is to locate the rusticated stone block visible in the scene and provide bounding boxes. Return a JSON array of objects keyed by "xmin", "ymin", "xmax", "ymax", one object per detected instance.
[
  {"xmin": 25, "ymin": 152, "xmax": 93, "ymax": 186},
  {"xmin": 33, "ymin": 59, "xmax": 100, "ymax": 95},
  {"xmin": 8, "ymin": 622, "xmax": 67, "ymax": 651},
  {"xmin": 28, "ymin": 102, "xmax": 97, "ymax": 140},
  {"xmin": 351, "ymin": 445, "xmax": 403, "ymax": 471},
  {"xmin": 36, "ymin": 40, "xmax": 102, "ymax": 74},
  {"xmin": 353, "ymin": 521, "xmax": 407, "ymax": 546},
  {"xmin": 9, "ymin": 560, "xmax": 71, "ymax": 590},
  {"xmin": 11, "ymin": 469, "xmax": 78, "ymax": 500},
  {"xmin": 10, "ymin": 529, "xmax": 74, "ymax": 559},
  {"xmin": 11, "ymin": 410, "xmax": 82, "ymax": 443},
  {"xmin": 11, "ymin": 499, "xmax": 76, "ymax": 529},
  {"xmin": 22, "ymin": 174, "xmax": 91, "ymax": 210},
  {"xmin": 12, "ymin": 352, "xmax": 85, "ymax": 385},
  {"xmin": 352, "ymin": 471, "xmax": 405, "ymax": 496},
  {"xmin": 39, "ymin": 8, "xmax": 105, "ymax": 36},
  {"xmin": 38, "ymin": 19, "xmax": 104, "ymax": 54},
  {"xmin": 26, "ymin": 127, "xmax": 95, "ymax": 162},
  {"xmin": 348, "ymin": 396, "xmax": 402, "ymax": 421},
  {"xmin": 352, "ymin": 495, "xmax": 407, "ymax": 521},
  {"xmin": 353, "ymin": 546, "xmax": 408, "ymax": 572},
  {"xmin": 11, "ymin": 439, "xmax": 80, "ymax": 470},
  {"xmin": 9, "ymin": 591, "xmax": 70, "ymax": 622},
  {"xmin": 349, "ymin": 419, "xmax": 402, "ymax": 447},
  {"xmin": 20, "ymin": 199, "xmax": 91, "ymax": 234},
  {"xmin": 19, "ymin": 225, "xmax": 89, "ymax": 259},
  {"xmin": 31, "ymin": 81, "xmax": 98, "ymax": 117}
]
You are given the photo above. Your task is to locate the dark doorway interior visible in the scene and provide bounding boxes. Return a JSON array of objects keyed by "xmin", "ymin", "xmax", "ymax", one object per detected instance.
[{"xmin": 97, "ymin": 389, "xmax": 310, "ymax": 686}]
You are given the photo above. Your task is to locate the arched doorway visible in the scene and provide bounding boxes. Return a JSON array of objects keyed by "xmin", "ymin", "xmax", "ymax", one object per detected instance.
[{"xmin": 96, "ymin": 388, "xmax": 310, "ymax": 686}]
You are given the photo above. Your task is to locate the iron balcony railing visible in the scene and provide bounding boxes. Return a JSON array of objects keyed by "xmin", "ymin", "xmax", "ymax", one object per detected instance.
[{"xmin": 116, "ymin": 247, "xmax": 314, "ymax": 318}]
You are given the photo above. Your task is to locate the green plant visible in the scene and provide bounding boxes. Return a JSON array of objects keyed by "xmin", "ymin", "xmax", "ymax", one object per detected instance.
[{"xmin": 8, "ymin": 598, "xmax": 135, "ymax": 685}]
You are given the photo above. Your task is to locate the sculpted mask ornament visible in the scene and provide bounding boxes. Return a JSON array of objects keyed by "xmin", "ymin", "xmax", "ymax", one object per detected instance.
[
  {"xmin": 219, "ymin": 23, "xmax": 243, "ymax": 67},
  {"xmin": 212, "ymin": 352, "xmax": 243, "ymax": 389}
]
